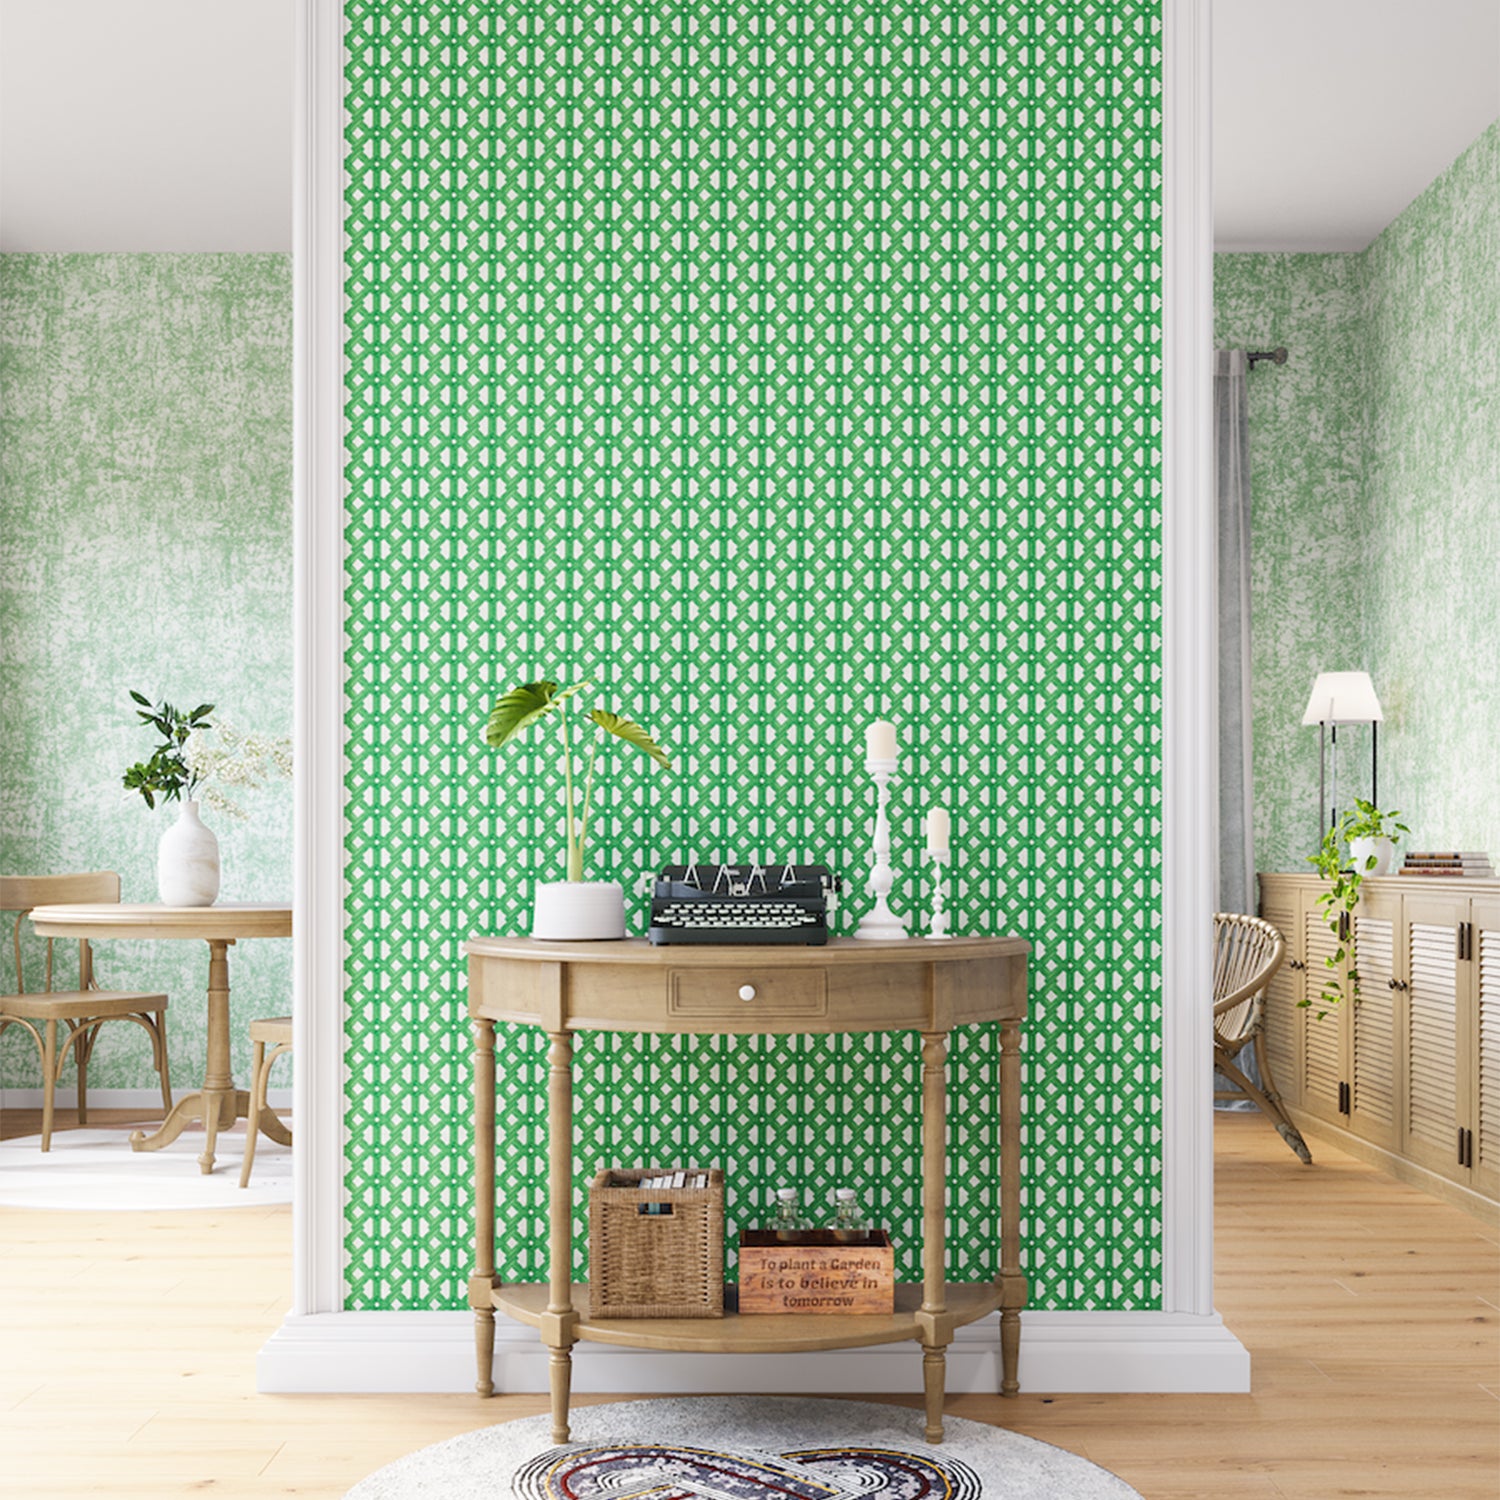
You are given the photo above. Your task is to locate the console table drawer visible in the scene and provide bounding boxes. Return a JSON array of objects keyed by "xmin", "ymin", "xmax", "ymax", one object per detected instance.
[{"xmin": 668, "ymin": 967, "xmax": 828, "ymax": 1020}]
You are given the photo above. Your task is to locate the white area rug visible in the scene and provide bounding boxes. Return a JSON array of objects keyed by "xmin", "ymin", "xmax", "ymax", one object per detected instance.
[
  {"xmin": 0, "ymin": 1122, "xmax": 291, "ymax": 1210},
  {"xmin": 344, "ymin": 1395, "xmax": 1142, "ymax": 1499}
]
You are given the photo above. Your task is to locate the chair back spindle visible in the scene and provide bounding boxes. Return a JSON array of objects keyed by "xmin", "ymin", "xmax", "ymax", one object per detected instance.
[
  {"xmin": 0, "ymin": 869, "xmax": 169, "ymax": 1153},
  {"xmin": 1, "ymin": 872, "xmax": 119, "ymax": 994}
]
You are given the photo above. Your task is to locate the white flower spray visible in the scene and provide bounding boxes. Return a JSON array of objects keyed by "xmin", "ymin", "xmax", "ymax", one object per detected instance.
[{"xmin": 184, "ymin": 723, "xmax": 292, "ymax": 820}]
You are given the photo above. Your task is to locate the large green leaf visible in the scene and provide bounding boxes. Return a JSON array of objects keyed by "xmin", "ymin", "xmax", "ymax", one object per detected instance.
[
  {"xmin": 484, "ymin": 679, "xmax": 589, "ymax": 747},
  {"xmin": 588, "ymin": 709, "xmax": 671, "ymax": 769}
]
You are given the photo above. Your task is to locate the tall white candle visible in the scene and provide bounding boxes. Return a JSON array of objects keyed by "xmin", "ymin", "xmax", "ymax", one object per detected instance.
[
  {"xmin": 926, "ymin": 806, "xmax": 951, "ymax": 855},
  {"xmin": 865, "ymin": 719, "xmax": 897, "ymax": 763}
]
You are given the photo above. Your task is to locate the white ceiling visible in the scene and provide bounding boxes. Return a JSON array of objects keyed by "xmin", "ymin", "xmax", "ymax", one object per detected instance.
[
  {"xmin": 1214, "ymin": 0, "xmax": 1500, "ymax": 252},
  {"xmin": 0, "ymin": 0, "xmax": 294, "ymax": 253},
  {"xmin": 0, "ymin": 1, "xmax": 1495, "ymax": 255}
]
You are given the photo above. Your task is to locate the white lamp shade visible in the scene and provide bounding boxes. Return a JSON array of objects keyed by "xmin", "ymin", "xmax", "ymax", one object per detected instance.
[{"xmin": 1301, "ymin": 671, "xmax": 1384, "ymax": 725}]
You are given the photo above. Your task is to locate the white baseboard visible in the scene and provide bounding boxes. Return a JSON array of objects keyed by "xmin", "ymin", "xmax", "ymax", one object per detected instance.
[
  {"xmin": 257, "ymin": 1309, "xmax": 1250, "ymax": 1395},
  {"xmin": 1, "ymin": 1087, "xmax": 292, "ymax": 1111}
]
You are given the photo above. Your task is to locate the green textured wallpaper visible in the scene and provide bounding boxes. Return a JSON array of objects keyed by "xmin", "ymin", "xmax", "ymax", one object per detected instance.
[
  {"xmin": 1213, "ymin": 252, "xmax": 1369, "ymax": 876},
  {"xmin": 1216, "ymin": 119, "xmax": 1500, "ymax": 879},
  {"xmin": 343, "ymin": 0, "xmax": 1164, "ymax": 1313},
  {"xmin": 0, "ymin": 254, "xmax": 294, "ymax": 1091},
  {"xmin": 1361, "ymin": 122, "xmax": 1500, "ymax": 859}
]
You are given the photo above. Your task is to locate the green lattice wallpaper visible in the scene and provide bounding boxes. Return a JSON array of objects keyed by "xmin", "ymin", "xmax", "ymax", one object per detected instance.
[{"xmin": 343, "ymin": 0, "xmax": 1163, "ymax": 1312}]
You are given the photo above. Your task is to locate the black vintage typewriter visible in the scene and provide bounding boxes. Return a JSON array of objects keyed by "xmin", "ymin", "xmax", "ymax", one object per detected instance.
[{"xmin": 648, "ymin": 862, "xmax": 842, "ymax": 945}]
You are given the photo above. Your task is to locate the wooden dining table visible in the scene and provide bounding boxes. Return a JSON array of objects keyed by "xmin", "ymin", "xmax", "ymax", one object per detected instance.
[{"xmin": 28, "ymin": 902, "xmax": 292, "ymax": 1175}]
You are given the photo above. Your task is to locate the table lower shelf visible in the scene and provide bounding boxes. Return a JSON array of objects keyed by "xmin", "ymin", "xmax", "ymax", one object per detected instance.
[{"xmin": 490, "ymin": 1281, "xmax": 1004, "ymax": 1352}]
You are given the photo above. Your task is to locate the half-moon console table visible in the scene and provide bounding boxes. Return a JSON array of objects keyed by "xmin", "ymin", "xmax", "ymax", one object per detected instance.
[{"xmin": 464, "ymin": 933, "xmax": 1030, "ymax": 1444}]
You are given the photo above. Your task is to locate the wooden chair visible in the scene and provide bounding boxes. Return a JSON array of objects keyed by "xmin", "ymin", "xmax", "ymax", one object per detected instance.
[
  {"xmin": 0, "ymin": 872, "xmax": 171, "ymax": 1151},
  {"xmin": 1213, "ymin": 911, "xmax": 1311, "ymax": 1164},
  {"xmin": 239, "ymin": 1015, "xmax": 292, "ymax": 1188}
]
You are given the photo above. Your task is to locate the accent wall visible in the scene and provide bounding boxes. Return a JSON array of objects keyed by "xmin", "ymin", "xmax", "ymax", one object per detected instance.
[
  {"xmin": 0, "ymin": 253, "xmax": 294, "ymax": 1092},
  {"xmin": 342, "ymin": 0, "xmax": 1164, "ymax": 1312},
  {"xmin": 1216, "ymin": 118, "xmax": 1500, "ymax": 880}
]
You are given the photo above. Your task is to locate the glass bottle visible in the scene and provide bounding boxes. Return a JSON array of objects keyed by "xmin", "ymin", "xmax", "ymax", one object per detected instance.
[
  {"xmin": 771, "ymin": 1186, "xmax": 809, "ymax": 1238},
  {"xmin": 833, "ymin": 1187, "xmax": 870, "ymax": 1241}
]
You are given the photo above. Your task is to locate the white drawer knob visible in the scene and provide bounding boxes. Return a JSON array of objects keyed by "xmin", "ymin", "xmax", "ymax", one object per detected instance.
[{"xmin": 738, "ymin": 984, "xmax": 757, "ymax": 1002}]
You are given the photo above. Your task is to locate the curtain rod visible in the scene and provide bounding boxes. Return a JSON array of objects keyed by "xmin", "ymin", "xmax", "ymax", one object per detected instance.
[{"xmin": 1247, "ymin": 347, "xmax": 1288, "ymax": 367}]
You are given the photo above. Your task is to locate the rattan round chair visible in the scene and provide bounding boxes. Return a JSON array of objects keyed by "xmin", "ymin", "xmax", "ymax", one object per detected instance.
[{"xmin": 1213, "ymin": 911, "xmax": 1312, "ymax": 1164}]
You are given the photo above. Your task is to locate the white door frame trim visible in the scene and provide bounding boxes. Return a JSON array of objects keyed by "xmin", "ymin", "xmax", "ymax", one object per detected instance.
[
  {"xmin": 291, "ymin": 0, "xmax": 350, "ymax": 1322},
  {"xmin": 1159, "ymin": 0, "xmax": 1216, "ymax": 1319},
  {"xmin": 275, "ymin": 0, "xmax": 1238, "ymax": 1387}
]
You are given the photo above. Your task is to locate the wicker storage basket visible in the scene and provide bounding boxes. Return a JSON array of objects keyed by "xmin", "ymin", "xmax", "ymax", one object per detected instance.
[{"xmin": 588, "ymin": 1167, "xmax": 725, "ymax": 1318}]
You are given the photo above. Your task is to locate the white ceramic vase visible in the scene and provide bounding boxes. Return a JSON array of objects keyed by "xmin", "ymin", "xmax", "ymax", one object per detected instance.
[
  {"xmin": 158, "ymin": 798, "xmax": 221, "ymax": 906},
  {"xmin": 1349, "ymin": 835, "xmax": 1394, "ymax": 877},
  {"xmin": 531, "ymin": 880, "xmax": 625, "ymax": 940}
]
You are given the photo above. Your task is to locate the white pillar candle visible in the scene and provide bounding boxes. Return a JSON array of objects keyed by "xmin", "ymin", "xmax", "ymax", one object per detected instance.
[
  {"xmin": 865, "ymin": 719, "xmax": 898, "ymax": 762},
  {"xmin": 926, "ymin": 806, "xmax": 951, "ymax": 855}
]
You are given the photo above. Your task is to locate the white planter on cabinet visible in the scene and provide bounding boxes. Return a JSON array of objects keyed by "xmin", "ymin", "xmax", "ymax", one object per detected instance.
[{"xmin": 1349, "ymin": 835, "xmax": 1394, "ymax": 877}]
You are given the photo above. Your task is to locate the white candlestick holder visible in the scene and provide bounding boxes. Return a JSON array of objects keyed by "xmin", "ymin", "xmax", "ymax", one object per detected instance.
[
  {"xmin": 923, "ymin": 849, "xmax": 952, "ymax": 940},
  {"xmin": 853, "ymin": 759, "xmax": 909, "ymax": 941}
]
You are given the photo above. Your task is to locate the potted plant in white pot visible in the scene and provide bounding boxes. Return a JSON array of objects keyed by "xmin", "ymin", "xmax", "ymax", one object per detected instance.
[
  {"xmin": 1344, "ymin": 796, "xmax": 1407, "ymax": 878},
  {"xmin": 124, "ymin": 693, "xmax": 293, "ymax": 907},
  {"xmin": 1305, "ymin": 797, "xmax": 1410, "ymax": 1014},
  {"xmin": 484, "ymin": 678, "xmax": 671, "ymax": 940},
  {"xmin": 123, "ymin": 693, "xmax": 221, "ymax": 906}
]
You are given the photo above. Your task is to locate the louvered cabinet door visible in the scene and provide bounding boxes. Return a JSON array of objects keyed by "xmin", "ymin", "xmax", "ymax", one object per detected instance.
[
  {"xmin": 1300, "ymin": 895, "xmax": 1347, "ymax": 1126},
  {"xmin": 1349, "ymin": 893, "xmax": 1399, "ymax": 1149},
  {"xmin": 1258, "ymin": 877, "xmax": 1303, "ymax": 1109},
  {"xmin": 1403, "ymin": 896, "xmax": 1466, "ymax": 1183},
  {"xmin": 1470, "ymin": 900, "xmax": 1500, "ymax": 1200}
]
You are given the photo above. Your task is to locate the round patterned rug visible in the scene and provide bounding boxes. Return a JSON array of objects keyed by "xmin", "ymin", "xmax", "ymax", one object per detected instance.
[{"xmin": 344, "ymin": 1395, "xmax": 1141, "ymax": 1499}]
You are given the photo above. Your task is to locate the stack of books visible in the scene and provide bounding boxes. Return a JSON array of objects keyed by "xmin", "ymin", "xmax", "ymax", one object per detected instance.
[
  {"xmin": 1399, "ymin": 851, "xmax": 1495, "ymax": 878},
  {"xmin": 636, "ymin": 1170, "xmax": 711, "ymax": 1190}
]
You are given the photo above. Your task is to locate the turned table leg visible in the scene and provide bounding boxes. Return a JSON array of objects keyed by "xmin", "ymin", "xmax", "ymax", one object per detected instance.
[
  {"xmin": 999, "ymin": 1018, "xmax": 1025, "ymax": 1397},
  {"xmin": 547, "ymin": 1030, "xmax": 576, "ymax": 1443},
  {"xmin": 922, "ymin": 1344, "xmax": 946, "ymax": 1444},
  {"xmin": 197, "ymin": 939, "xmax": 234, "ymax": 1174},
  {"xmin": 920, "ymin": 1031, "xmax": 950, "ymax": 1442},
  {"xmin": 472, "ymin": 1017, "xmax": 497, "ymax": 1397},
  {"xmin": 549, "ymin": 1345, "xmax": 574, "ymax": 1446}
]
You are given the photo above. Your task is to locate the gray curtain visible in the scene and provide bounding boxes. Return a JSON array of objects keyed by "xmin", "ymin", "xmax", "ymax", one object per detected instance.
[
  {"xmin": 1215, "ymin": 350, "xmax": 1257, "ymax": 1109},
  {"xmin": 1215, "ymin": 350, "xmax": 1255, "ymax": 917}
]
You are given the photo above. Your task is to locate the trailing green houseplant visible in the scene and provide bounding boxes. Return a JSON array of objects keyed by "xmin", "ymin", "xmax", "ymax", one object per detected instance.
[
  {"xmin": 1305, "ymin": 798, "xmax": 1410, "ymax": 1014},
  {"xmin": 484, "ymin": 678, "xmax": 671, "ymax": 883}
]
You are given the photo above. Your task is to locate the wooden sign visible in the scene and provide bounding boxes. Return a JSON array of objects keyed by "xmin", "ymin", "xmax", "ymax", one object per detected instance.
[{"xmin": 738, "ymin": 1229, "xmax": 895, "ymax": 1315}]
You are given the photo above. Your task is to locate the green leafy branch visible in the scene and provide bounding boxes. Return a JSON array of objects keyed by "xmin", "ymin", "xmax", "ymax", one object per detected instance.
[
  {"xmin": 122, "ymin": 692, "xmax": 215, "ymax": 809},
  {"xmin": 484, "ymin": 679, "xmax": 671, "ymax": 881}
]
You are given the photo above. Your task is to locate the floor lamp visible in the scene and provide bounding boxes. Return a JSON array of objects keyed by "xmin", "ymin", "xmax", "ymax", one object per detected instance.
[{"xmin": 1301, "ymin": 670, "xmax": 1383, "ymax": 842}]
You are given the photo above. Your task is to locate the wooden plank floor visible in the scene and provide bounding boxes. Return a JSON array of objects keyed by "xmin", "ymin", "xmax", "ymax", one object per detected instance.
[{"xmin": 1, "ymin": 1109, "xmax": 1495, "ymax": 1498}]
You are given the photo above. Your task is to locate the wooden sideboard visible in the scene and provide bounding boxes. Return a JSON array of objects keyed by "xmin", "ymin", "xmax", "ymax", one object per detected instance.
[
  {"xmin": 464, "ymin": 933, "xmax": 1030, "ymax": 1444},
  {"xmin": 1258, "ymin": 873, "xmax": 1499, "ymax": 1217}
]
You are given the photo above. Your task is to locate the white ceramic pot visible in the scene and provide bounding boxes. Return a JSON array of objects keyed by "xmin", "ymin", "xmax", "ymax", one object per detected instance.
[
  {"xmin": 158, "ymin": 799, "xmax": 221, "ymax": 906},
  {"xmin": 532, "ymin": 880, "xmax": 625, "ymax": 940},
  {"xmin": 1349, "ymin": 835, "xmax": 1394, "ymax": 877}
]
